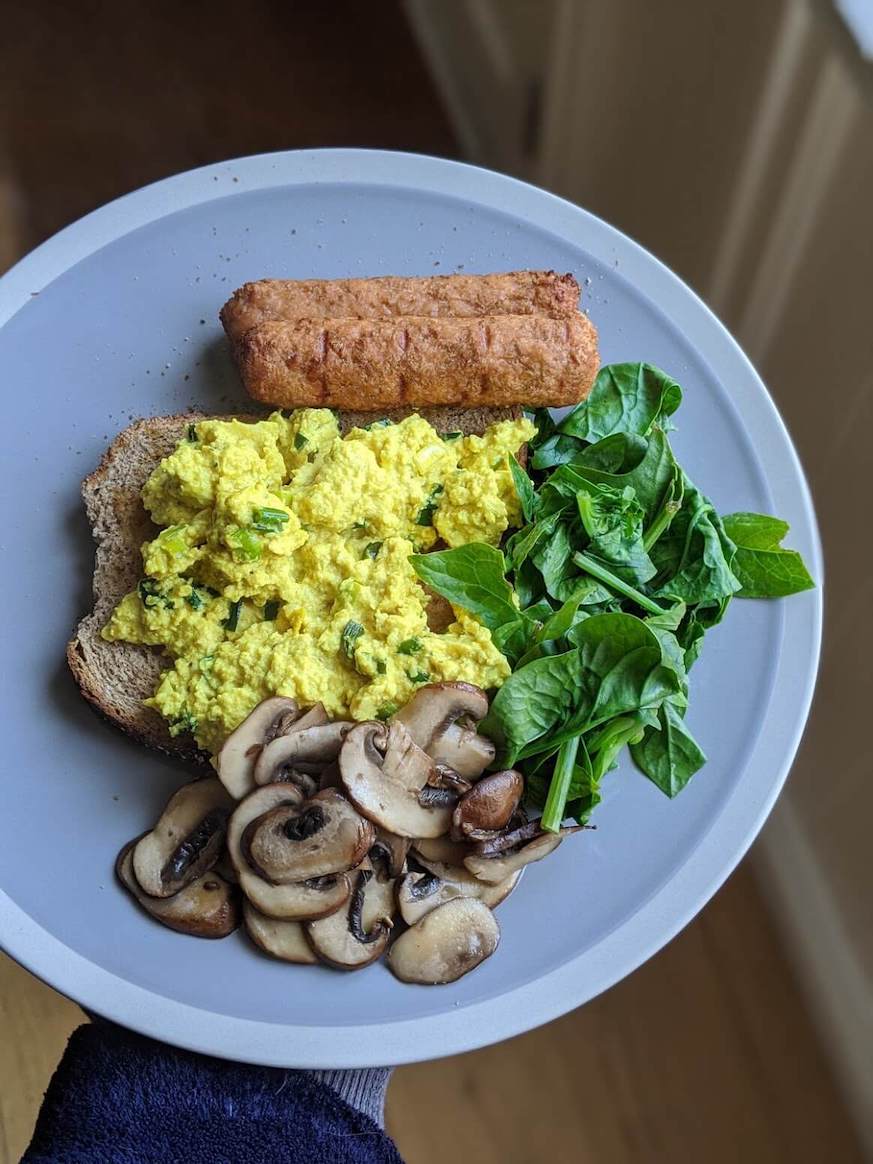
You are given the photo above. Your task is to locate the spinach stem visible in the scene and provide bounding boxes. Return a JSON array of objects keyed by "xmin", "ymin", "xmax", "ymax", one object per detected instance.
[
  {"xmin": 643, "ymin": 499, "xmax": 681, "ymax": 552},
  {"xmin": 541, "ymin": 735, "xmax": 580, "ymax": 833},
  {"xmin": 573, "ymin": 551, "xmax": 664, "ymax": 615}
]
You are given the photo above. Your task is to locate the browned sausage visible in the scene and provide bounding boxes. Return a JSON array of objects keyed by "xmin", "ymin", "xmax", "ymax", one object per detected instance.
[
  {"xmin": 220, "ymin": 270, "xmax": 580, "ymax": 340},
  {"xmin": 236, "ymin": 314, "xmax": 599, "ymax": 410}
]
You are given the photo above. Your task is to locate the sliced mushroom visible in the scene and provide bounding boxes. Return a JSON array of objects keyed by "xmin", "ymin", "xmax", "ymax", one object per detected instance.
[
  {"xmin": 430, "ymin": 764, "xmax": 473, "ymax": 795},
  {"xmin": 228, "ymin": 783, "xmax": 350, "ymax": 920},
  {"xmin": 243, "ymin": 900, "xmax": 318, "ymax": 964},
  {"xmin": 388, "ymin": 897, "xmax": 499, "ymax": 984},
  {"xmin": 216, "ymin": 696, "xmax": 299, "ymax": 798},
  {"xmin": 394, "ymin": 683, "xmax": 496, "ymax": 779},
  {"xmin": 413, "ymin": 834, "xmax": 472, "ymax": 867},
  {"xmin": 464, "ymin": 827, "xmax": 580, "ymax": 883},
  {"xmin": 396, "ymin": 867, "xmax": 520, "ymax": 925},
  {"xmin": 243, "ymin": 789, "xmax": 374, "ymax": 884},
  {"xmin": 412, "ymin": 854, "xmax": 489, "ymax": 892},
  {"xmin": 305, "ymin": 860, "xmax": 394, "ymax": 970},
  {"xmin": 132, "ymin": 778, "xmax": 233, "ymax": 899},
  {"xmin": 372, "ymin": 828, "xmax": 410, "ymax": 878},
  {"xmin": 452, "ymin": 769, "xmax": 524, "ymax": 842},
  {"xmin": 280, "ymin": 702, "xmax": 329, "ymax": 734},
  {"xmin": 116, "ymin": 840, "xmax": 239, "ymax": 938},
  {"xmin": 253, "ymin": 722, "xmax": 352, "ymax": 787},
  {"xmin": 340, "ymin": 721, "xmax": 451, "ymax": 839}
]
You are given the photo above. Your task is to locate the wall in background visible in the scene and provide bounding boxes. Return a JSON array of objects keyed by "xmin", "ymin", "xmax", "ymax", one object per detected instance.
[{"xmin": 407, "ymin": 0, "xmax": 873, "ymax": 1151}]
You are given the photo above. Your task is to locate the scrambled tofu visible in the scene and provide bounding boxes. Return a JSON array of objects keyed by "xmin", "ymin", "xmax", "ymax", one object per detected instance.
[{"xmin": 103, "ymin": 410, "xmax": 535, "ymax": 755}]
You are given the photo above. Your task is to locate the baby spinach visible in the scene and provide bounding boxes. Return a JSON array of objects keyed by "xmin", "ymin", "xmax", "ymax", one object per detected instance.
[
  {"xmin": 558, "ymin": 363, "xmax": 682, "ymax": 442},
  {"xmin": 722, "ymin": 512, "xmax": 815, "ymax": 598},
  {"xmin": 408, "ymin": 362, "xmax": 814, "ymax": 827}
]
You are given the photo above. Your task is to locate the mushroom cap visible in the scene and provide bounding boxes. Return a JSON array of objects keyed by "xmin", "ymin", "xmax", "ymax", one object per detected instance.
[
  {"xmin": 339, "ymin": 721, "xmax": 451, "ymax": 839},
  {"xmin": 243, "ymin": 789, "xmax": 374, "ymax": 884},
  {"xmin": 132, "ymin": 778, "xmax": 233, "ymax": 899},
  {"xmin": 216, "ymin": 696, "xmax": 299, "ymax": 799},
  {"xmin": 396, "ymin": 867, "xmax": 520, "ymax": 925},
  {"xmin": 253, "ymin": 722, "xmax": 352, "ymax": 787},
  {"xmin": 228, "ymin": 783, "xmax": 351, "ymax": 920},
  {"xmin": 305, "ymin": 861, "xmax": 395, "ymax": 970},
  {"xmin": 387, "ymin": 897, "xmax": 500, "ymax": 984},
  {"xmin": 412, "ymin": 835, "xmax": 472, "ymax": 868},
  {"xmin": 243, "ymin": 901, "xmax": 319, "ymax": 964},
  {"xmin": 463, "ymin": 829, "xmax": 571, "ymax": 883},
  {"xmin": 452, "ymin": 769, "xmax": 524, "ymax": 841},
  {"xmin": 393, "ymin": 682, "xmax": 496, "ymax": 779},
  {"xmin": 117, "ymin": 840, "xmax": 239, "ymax": 939}
]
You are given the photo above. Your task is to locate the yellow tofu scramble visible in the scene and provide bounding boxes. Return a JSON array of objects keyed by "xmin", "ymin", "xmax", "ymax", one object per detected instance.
[{"xmin": 103, "ymin": 409, "xmax": 536, "ymax": 755}]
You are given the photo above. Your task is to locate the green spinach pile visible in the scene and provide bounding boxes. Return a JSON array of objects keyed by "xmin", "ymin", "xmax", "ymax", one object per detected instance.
[{"xmin": 412, "ymin": 363, "xmax": 814, "ymax": 833}]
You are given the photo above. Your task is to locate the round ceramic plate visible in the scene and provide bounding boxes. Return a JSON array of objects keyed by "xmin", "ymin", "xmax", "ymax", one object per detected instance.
[{"xmin": 0, "ymin": 150, "xmax": 821, "ymax": 1067}]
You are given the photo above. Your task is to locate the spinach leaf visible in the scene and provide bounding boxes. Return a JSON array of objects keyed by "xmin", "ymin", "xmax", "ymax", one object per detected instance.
[
  {"xmin": 650, "ymin": 474, "xmax": 741, "ymax": 604},
  {"xmin": 559, "ymin": 363, "xmax": 682, "ymax": 442},
  {"xmin": 508, "ymin": 454, "xmax": 538, "ymax": 523},
  {"xmin": 483, "ymin": 612, "xmax": 680, "ymax": 765},
  {"xmin": 722, "ymin": 512, "xmax": 815, "ymax": 598},
  {"xmin": 410, "ymin": 543, "xmax": 530, "ymax": 662},
  {"xmin": 630, "ymin": 700, "xmax": 706, "ymax": 796},
  {"xmin": 531, "ymin": 432, "xmax": 587, "ymax": 470},
  {"xmin": 576, "ymin": 481, "xmax": 657, "ymax": 587}
]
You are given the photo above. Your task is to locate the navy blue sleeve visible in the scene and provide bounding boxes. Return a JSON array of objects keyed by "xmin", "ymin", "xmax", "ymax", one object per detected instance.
[{"xmin": 23, "ymin": 1023, "xmax": 404, "ymax": 1164}]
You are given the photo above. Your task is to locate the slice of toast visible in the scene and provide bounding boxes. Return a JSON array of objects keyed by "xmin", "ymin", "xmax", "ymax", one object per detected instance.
[{"xmin": 67, "ymin": 405, "xmax": 523, "ymax": 765}]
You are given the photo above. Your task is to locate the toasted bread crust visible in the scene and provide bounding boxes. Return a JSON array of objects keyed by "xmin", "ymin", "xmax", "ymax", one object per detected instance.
[{"xmin": 68, "ymin": 406, "xmax": 523, "ymax": 764}]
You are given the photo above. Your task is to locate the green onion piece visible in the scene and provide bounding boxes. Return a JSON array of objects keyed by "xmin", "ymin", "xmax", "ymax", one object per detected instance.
[
  {"xmin": 376, "ymin": 702, "xmax": 398, "ymax": 721},
  {"xmin": 222, "ymin": 598, "xmax": 242, "ymax": 631},
  {"xmin": 187, "ymin": 423, "xmax": 197, "ymax": 442},
  {"xmin": 138, "ymin": 577, "xmax": 174, "ymax": 609},
  {"xmin": 251, "ymin": 506, "xmax": 290, "ymax": 533},
  {"xmin": 341, "ymin": 620, "xmax": 365, "ymax": 660},
  {"xmin": 397, "ymin": 637, "xmax": 422, "ymax": 655},
  {"xmin": 229, "ymin": 528, "xmax": 263, "ymax": 561},
  {"xmin": 364, "ymin": 418, "xmax": 393, "ymax": 431},
  {"xmin": 541, "ymin": 735, "xmax": 581, "ymax": 833},
  {"xmin": 186, "ymin": 587, "xmax": 207, "ymax": 611},
  {"xmin": 375, "ymin": 659, "xmax": 387, "ymax": 675},
  {"xmin": 441, "ymin": 431, "xmax": 462, "ymax": 441},
  {"xmin": 409, "ymin": 671, "xmax": 430, "ymax": 684},
  {"xmin": 169, "ymin": 710, "xmax": 198, "ymax": 737},
  {"xmin": 364, "ymin": 541, "xmax": 382, "ymax": 559},
  {"xmin": 294, "ymin": 431, "xmax": 309, "ymax": 451},
  {"xmin": 263, "ymin": 600, "xmax": 280, "ymax": 620},
  {"xmin": 416, "ymin": 484, "xmax": 444, "ymax": 527}
]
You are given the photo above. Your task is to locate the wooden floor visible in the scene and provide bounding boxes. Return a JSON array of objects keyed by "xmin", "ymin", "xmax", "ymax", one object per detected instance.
[
  {"xmin": 1, "ymin": 862, "xmax": 861, "ymax": 1163},
  {"xmin": 0, "ymin": 2, "xmax": 862, "ymax": 1161}
]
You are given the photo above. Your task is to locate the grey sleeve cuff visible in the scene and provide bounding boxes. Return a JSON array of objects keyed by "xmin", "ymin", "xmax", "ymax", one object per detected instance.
[{"xmin": 310, "ymin": 1067, "xmax": 394, "ymax": 1127}]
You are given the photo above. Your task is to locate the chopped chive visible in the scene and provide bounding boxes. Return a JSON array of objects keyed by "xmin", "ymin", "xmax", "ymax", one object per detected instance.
[
  {"xmin": 409, "ymin": 671, "xmax": 430, "ymax": 684},
  {"xmin": 186, "ymin": 587, "xmax": 207, "ymax": 611},
  {"xmin": 376, "ymin": 702, "xmax": 398, "ymax": 721},
  {"xmin": 169, "ymin": 710, "xmax": 198, "ymax": 737},
  {"xmin": 187, "ymin": 423, "xmax": 197, "ymax": 442},
  {"xmin": 294, "ymin": 431, "xmax": 309, "ymax": 451},
  {"xmin": 416, "ymin": 484, "xmax": 444, "ymax": 527},
  {"xmin": 441, "ymin": 431, "xmax": 462, "ymax": 441},
  {"xmin": 351, "ymin": 521, "xmax": 368, "ymax": 531},
  {"xmin": 375, "ymin": 658, "xmax": 387, "ymax": 675},
  {"xmin": 222, "ymin": 598, "xmax": 242, "ymax": 631},
  {"xmin": 263, "ymin": 600, "xmax": 280, "ymax": 620},
  {"xmin": 364, "ymin": 418, "xmax": 393, "ymax": 431},
  {"xmin": 138, "ymin": 577, "xmax": 174, "ymax": 610},
  {"xmin": 340, "ymin": 620, "xmax": 365, "ymax": 661},
  {"xmin": 364, "ymin": 541, "xmax": 382, "ymax": 560},
  {"xmin": 397, "ymin": 637, "xmax": 422, "ymax": 655}
]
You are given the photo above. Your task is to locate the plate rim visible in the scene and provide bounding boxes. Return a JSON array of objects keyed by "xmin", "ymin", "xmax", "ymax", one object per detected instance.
[{"xmin": 0, "ymin": 148, "xmax": 823, "ymax": 1067}]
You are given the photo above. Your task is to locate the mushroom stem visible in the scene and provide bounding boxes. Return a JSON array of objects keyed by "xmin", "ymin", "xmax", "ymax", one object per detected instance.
[{"xmin": 347, "ymin": 869, "xmax": 392, "ymax": 945}]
